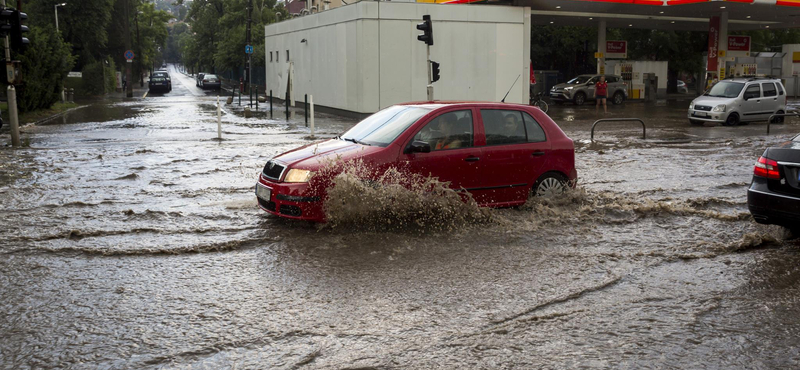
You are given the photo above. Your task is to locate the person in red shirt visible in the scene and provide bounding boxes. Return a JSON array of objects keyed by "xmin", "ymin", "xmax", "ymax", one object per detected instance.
[{"xmin": 595, "ymin": 76, "xmax": 608, "ymax": 113}]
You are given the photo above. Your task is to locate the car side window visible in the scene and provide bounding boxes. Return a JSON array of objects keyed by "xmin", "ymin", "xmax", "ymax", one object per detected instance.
[
  {"xmin": 777, "ymin": 83, "xmax": 785, "ymax": 96},
  {"xmin": 481, "ymin": 109, "xmax": 527, "ymax": 146},
  {"xmin": 413, "ymin": 110, "xmax": 473, "ymax": 151},
  {"xmin": 605, "ymin": 76, "xmax": 618, "ymax": 83},
  {"xmin": 588, "ymin": 77, "xmax": 599, "ymax": 84},
  {"xmin": 744, "ymin": 84, "xmax": 761, "ymax": 99},
  {"xmin": 762, "ymin": 83, "xmax": 777, "ymax": 97},
  {"xmin": 522, "ymin": 112, "xmax": 547, "ymax": 143}
]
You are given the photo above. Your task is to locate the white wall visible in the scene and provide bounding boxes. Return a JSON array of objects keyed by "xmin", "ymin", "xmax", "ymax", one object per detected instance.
[
  {"xmin": 265, "ymin": 2, "xmax": 530, "ymax": 114},
  {"xmin": 782, "ymin": 44, "xmax": 800, "ymax": 97}
]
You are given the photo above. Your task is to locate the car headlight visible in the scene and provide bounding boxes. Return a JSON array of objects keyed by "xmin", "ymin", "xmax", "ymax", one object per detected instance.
[
  {"xmin": 284, "ymin": 169, "xmax": 313, "ymax": 183},
  {"xmin": 712, "ymin": 104, "xmax": 726, "ymax": 113},
  {"xmin": 689, "ymin": 102, "xmax": 694, "ymax": 110}
]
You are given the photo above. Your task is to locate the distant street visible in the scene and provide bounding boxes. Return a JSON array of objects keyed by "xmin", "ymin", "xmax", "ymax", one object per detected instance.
[{"xmin": 1, "ymin": 68, "xmax": 800, "ymax": 369}]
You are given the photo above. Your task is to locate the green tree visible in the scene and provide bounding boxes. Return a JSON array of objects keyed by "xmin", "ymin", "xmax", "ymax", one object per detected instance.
[{"xmin": 15, "ymin": 25, "xmax": 75, "ymax": 113}]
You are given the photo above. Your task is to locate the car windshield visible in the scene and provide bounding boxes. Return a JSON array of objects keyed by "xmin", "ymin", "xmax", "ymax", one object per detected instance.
[
  {"xmin": 705, "ymin": 81, "xmax": 744, "ymax": 98},
  {"xmin": 567, "ymin": 75, "xmax": 593, "ymax": 84},
  {"xmin": 340, "ymin": 105, "xmax": 431, "ymax": 147}
]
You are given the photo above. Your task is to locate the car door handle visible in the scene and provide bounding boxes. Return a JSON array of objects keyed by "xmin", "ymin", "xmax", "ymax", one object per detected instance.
[
  {"xmin": 464, "ymin": 156, "xmax": 480, "ymax": 162},
  {"xmin": 532, "ymin": 151, "xmax": 546, "ymax": 156}
]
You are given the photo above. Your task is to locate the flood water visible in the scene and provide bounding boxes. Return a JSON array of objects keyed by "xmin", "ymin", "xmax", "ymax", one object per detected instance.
[{"xmin": 1, "ymin": 66, "xmax": 799, "ymax": 369}]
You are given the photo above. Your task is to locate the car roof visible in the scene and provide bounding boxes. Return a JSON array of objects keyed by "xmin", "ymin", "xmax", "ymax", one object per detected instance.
[{"xmin": 397, "ymin": 101, "xmax": 533, "ymax": 110}]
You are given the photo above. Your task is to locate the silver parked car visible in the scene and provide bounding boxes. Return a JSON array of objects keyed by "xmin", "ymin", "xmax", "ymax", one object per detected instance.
[
  {"xmin": 688, "ymin": 78, "xmax": 788, "ymax": 126},
  {"xmin": 549, "ymin": 74, "xmax": 628, "ymax": 106}
]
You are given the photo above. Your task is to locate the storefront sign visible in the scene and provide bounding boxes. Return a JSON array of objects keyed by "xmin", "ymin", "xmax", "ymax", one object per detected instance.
[
  {"xmin": 727, "ymin": 36, "xmax": 751, "ymax": 57},
  {"xmin": 606, "ymin": 41, "xmax": 627, "ymax": 59},
  {"xmin": 707, "ymin": 16, "xmax": 720, "ymax": 72},
  {"xmin": 794, "ymin": 52, "xmax": 800, "ymax": 63}
]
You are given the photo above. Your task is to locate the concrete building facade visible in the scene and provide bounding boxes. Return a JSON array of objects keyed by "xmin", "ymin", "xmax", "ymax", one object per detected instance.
[{"xmin": 265, "ymin": 2, "xmax": 531, "ymax": 115}]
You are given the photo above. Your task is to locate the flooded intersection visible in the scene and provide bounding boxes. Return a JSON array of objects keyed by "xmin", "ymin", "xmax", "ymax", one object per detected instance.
[{"xmin": 1, "ymin": 76, "xmax": 799, "ymax": 369}]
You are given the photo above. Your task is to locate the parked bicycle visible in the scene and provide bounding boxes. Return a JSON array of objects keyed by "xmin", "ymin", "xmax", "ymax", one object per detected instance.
[{"xmin": 530, "ymin": 92, "xmax": 549, "ymax": 113}]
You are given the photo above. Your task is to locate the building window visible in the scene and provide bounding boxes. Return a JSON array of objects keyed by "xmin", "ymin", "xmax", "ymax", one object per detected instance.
[
  {"xmin": 269, "ymin": 52, "xmax": 273, "ymax": 62},
  {"xmin": 276, "ymin": 51, "xmax": 279, "ymax": 62},
  {"xmin": 286, "ymin": 50, "xmax": 290, "ymax": 62}
]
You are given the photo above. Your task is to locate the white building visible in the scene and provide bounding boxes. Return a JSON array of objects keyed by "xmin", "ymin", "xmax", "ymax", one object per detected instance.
[{"xmin": 265, "ymin": 1, "xmax": 531, "ymax": 115}]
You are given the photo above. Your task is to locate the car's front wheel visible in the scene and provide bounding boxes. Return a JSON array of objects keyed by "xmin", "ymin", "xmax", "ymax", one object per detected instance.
[
  {"xmin": 533, "ymin": 173, "xmax": 569, "ymax": 198},
  {"xmin": 723, "ymin": 113, "xmax": 739, "ymax": 126},
  {"xmin": 612, "ymin": 91, "xmax": 625, "ymax": 105},
  {"xmin": 573, "ymin": 92, "xmax": 586, "ymax": 106}
]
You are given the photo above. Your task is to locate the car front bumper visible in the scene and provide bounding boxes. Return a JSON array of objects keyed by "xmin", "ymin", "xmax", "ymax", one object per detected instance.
[
  {"xmin": 255, "ymin": 174, "xmax": 325, "ymax": 222},
  {"xmin": 747, "ymin": 176, "xmax": 800, "ymax": 228},
  {"xmin": 549, "ymin": 91, "xmax": 571, "ymax": 102},
  {"xmin": 687, "ymin": 109, "xmax": 729, "ymax": 123}
]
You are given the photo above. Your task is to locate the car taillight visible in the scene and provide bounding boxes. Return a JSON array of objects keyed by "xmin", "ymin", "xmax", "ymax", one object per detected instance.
[
  {"xmin": 754, "ymin": 156, "xmax": 780, "ymax": 179},
  {"xmin": 203, "ymin": 79, "xmax": 209, "ymax": 82}
]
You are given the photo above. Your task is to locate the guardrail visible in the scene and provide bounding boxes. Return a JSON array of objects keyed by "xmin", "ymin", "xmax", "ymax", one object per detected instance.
[
  {"xmin": 767, "ymin": 112, "xmax": 800, "ymax": 134},
  {"xmin": 591, "ymin": 118, "xmax": 646, "ymax": 142}
]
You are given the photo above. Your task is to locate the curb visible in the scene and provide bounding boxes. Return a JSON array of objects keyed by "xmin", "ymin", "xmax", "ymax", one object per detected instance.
[{"xmin": 28, "ymin": 105, "xmax": 91, "ymax": 126}]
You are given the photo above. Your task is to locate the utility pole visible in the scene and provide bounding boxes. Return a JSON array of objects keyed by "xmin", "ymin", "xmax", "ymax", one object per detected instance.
[
  {"xmin": 2, "ymin": 0, "xmax": 19, "ymax": 146},
  {"xmin": 124, "ymin": 0, "xmax": 132, "ymax": 97},
  {"xmin": 245, "ymin": 0, "xmax": 252, "ymax": 94}
]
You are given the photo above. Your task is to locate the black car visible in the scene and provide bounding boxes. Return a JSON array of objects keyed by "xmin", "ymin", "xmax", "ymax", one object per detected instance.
[
  {"xmin": 148, "ymin": 71, "xmax": 171, "ymax": 92},
  {"xmin": 199, "ymin": 73, "xmax": 221, "ymax": 90},
  {"xmin": 748, "ymin": 134, "xmax": 800, "ymax": 235}
]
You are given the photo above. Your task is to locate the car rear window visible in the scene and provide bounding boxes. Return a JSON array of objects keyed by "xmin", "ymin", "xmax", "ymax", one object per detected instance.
[
  {"xmin": 151, "ymin": 77, "xmax": 165, "ymax": 82},
  {"xmin": 762, "ymin": 83, "xmax": 777, "ymax": 97},
  {"xmin": 778, "ymin": 82, "xmax": 785, "ymax": 95},
  {"xmin": 522, "ymin": 112, "xmax": 546, "ymax": 143}
]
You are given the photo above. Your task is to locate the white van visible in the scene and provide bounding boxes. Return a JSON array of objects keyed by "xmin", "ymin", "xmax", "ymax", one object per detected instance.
[{"xmin": 688, "ymin": 78, "xmax": 787, "ymax": 126}]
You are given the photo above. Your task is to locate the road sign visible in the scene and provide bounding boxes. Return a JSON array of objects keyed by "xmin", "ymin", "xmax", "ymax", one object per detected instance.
[
  {"xmin": 245, "ymin": 45, "xmax": 253, "ymax": 54},
  {"xmin": 124, "ymin": 50, "xmax": 135, "ymax": 60}
]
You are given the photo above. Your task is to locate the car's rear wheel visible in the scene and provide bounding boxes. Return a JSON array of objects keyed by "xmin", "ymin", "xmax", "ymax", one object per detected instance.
[
  {"xmin": 612, "ymin": 91, "xmax": 625, "ymax": 105},
  {"xmin": 772, "ymin": 110, "xmax": 785, "ymax": 124},
  {"xmin": 723, "ymin": 113, "xmax": 739, "ymax": 126},
  {"xmin": 533, "ymin": 173, "xmax": 569, "ymax": 198},
  {"xmin": 573, "ymin": 92, "xmax": 586, "ymax": 106}
]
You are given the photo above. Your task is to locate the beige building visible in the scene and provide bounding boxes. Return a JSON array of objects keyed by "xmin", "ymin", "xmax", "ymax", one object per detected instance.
[{"xmin": 266, "ymin": 1, "xmax": 531, "ymax": 114}]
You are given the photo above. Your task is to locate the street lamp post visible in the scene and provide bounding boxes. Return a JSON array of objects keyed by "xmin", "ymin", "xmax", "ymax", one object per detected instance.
[{"xmin": 55, "ymin": 3, "xmax": 66, "ymax": 32}]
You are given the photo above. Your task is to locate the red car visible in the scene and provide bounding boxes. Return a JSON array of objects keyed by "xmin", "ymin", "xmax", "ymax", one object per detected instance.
[{"xmin": 255, "ymin": 102, "xmax": 577, "ymax": 222}]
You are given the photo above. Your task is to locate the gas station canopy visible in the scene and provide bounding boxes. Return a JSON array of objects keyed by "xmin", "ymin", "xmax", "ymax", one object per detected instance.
[{"xmin": 521, "ymin": 0, "xmax": 800, "ymax": 31}]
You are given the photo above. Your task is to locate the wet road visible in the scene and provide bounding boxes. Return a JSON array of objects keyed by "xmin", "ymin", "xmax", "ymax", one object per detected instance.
[{"xmin": 1, "ymin": 66, "xmax": 800, "ymax": 369}]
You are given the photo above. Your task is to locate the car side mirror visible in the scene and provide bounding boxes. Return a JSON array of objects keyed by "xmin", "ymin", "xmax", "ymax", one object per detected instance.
[{"xmin": 406, "ymin": 141, "xmax": 431, "ymax": 154}]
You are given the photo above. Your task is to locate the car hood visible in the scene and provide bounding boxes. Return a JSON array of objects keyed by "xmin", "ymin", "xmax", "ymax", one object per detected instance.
[
  {"xmin": 692, "ymin": 96, "xmax": 737, "ymax": 107},
  {"xmin": 273, "ymin": 138, "xmax": 383, "ymax": 170},
  {"xmin": 552, "ymin": 83, "xmax": 582, "ymax": 90}
]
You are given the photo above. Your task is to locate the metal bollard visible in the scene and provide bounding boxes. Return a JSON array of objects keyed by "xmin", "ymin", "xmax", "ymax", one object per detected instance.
[
  {"xmin": 304, "ymin": 94, "xmax": 308, "ymax": 127},
  {"xmin": 285, "ymin": 90, "xmax": 289, "ymax": 120},
  {"xmin": 62, "ymin": 87, "xmax": 66, "ymax": 103},
  {"xmin": 270, "ymin": 90, "xmax": 273, "ymax": 118},
  {"xmin": 238, "ymin": 90, "xmax": 241, "ymax": 106},
  {"xmin": 310, "ymin": 94, "xmax": 315, "ymax": 137},
  {"xmin": 68, "ymin": 88, "xmax": 74, "ymax": 103}
]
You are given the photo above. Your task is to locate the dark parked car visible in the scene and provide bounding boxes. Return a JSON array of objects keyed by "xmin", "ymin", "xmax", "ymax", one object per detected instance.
[
  {"xmin": 200, "ymin": 74, "xmax": 221, "ymax": 90},
  {"xmin": 148, "ymin": 71, "xmax": 171, "ymax": 92},
  {"xmin": 255, "ymin": 101, "xmax": 578, "ymax": 221},
  {"xmin": 748, "ymin": 135, "xmax": 800, "ymax": 236}
]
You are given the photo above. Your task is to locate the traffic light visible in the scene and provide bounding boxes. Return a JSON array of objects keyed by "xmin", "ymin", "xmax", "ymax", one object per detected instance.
[
  {"xmin": 0, "ymin": 8, "xmax": 14, "ymax": 37},
  {"xmin": 416, "ymin": 15, "xmax": 433, "ymax": 46},
  {"xmin": 10, "ymin": 9, "xmax": 28, "ymax": 52},
  {"xmin": 431, "ymin": 61, "xmax": 440, "ymax": 83}
]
